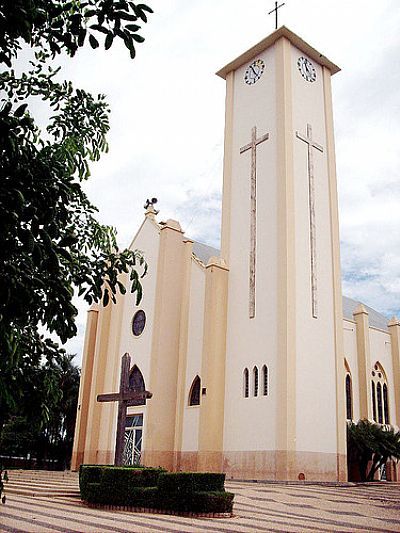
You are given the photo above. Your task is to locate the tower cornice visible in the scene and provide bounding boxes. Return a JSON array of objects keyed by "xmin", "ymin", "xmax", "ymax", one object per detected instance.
[{"xmin": 216, "ymin": 26, "xmax": 340, "ymax": 80}]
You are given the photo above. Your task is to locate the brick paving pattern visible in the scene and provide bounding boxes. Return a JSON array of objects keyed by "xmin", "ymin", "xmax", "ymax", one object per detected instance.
[{"xmin": 1, "ymin": 471, "xmax": 400, "ymax": 532}]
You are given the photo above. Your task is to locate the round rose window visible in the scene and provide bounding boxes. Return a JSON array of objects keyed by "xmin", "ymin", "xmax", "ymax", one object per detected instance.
[{"xmin": 132, "ymin": 310, "xmax": 146, "ymax": 336}]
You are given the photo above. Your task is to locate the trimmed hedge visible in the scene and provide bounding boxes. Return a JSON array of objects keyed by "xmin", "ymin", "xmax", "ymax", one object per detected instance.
[
  {"xmin": 192, "ymin": 491, "xmax": 234, "ymax": 513},
  {"xmin": 79, "ymin": 466, "xmax": 234, "ymax": 514},
  {"xmin": 79, "ymin": 465, "xmax": 166, "ymax": 503},
  {"xmin": 158, "ymin": 472, "xmax": 225, "ymax": 493}
]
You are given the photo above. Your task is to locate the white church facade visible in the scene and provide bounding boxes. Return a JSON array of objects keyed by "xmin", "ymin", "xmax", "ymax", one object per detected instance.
[{"xmin": 71, "ymin": 27, "xmax": 400, "ymax": 482}]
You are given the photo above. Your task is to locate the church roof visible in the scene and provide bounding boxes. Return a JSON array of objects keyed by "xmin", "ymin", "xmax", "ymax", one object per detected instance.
[
  {"xmin": 192, "ymin": 241, "xmax": 219, "ymax": 265},
  {"xmin": 343, "ymin": 296, "xmax": 388, "ymax": 330}
]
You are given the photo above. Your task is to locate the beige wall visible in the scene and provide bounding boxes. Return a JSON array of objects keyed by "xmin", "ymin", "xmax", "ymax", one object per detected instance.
[
  {"xmin": 342, "ymin": 316, "xmax": 397, "ymax": 427},
  {"xmin": 222, "ymin": 42, "xmax": 279, "ymax": 456},
  {"xmin": 369, "ymin": 326, "xmax": 395, "ymax": 423},
  {"xmin": 290, "ymin": 42, "xmax": 338, "ymax": 455},
  {"xmin": 343, "ymin": 319, "xmax": 360, "ymax": 421},
  {"xmin": 71, "ymin": 306, "xmax": 99, "ymax": 470},
  {"xmin": 181, "ymin": 260, "xmax": 205, "ymax": 453},
  {"xmin": 142, "ymin": 220, "xmax": 186, "ymax": 471}
]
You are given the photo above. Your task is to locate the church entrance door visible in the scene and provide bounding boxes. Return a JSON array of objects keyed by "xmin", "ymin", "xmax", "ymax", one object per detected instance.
[{"xmin": 123, "ymin": 414, "xmax": 143, "ymax": 465}]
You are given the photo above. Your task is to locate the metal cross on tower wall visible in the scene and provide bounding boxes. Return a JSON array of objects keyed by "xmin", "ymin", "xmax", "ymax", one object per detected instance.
[
  {"xmin": 268, "ymin": 1, "xmax": 285, "ymax": 30},
  {"xmin": 240, "ymin": 126, "xmax": 270, "ymax": 320},
  {"xmin": 97, "ymin": 353, "xmax": 152, "ymax": 466},
  {"xmin": 296, "ymin": 124, "xmax": 324, "ymax": 319}
]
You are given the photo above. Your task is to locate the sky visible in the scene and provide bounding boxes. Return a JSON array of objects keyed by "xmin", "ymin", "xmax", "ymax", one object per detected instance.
[{"xmin": 33, "ymin": 0, "xmax": 400, "ymax": 364}]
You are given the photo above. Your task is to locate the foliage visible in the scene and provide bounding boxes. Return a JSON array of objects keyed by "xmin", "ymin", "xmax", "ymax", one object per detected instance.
[
  {"xmin": 0, "ymin": 353, "xmax": 80, "ymax": 469},
  {"xmin": 79, "ymin": 465, "xmax": 166, "ymax": 503},
  {"xmin": 157, "ymin": 472, "xmax": 225, "ymax": 494},
  {"xmin": 79, "ymin": 466, "xmax": 234, "ymax": 514},
  {"xmin": 347, "ymin": 419, "xmax": 400, "ymax": 481},
  {"xmin": 0, "ymin": 0, "xmax": 152, "ymax": 433},
  {"xmin": 0, "ymin": 0, "xmax": 153, "ymax": 66}
]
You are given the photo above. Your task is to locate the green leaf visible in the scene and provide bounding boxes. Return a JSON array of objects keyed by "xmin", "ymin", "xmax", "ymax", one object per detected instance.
[
  {"xmin": 132, "ymin": 34, "xmax": 145, "ymax": 43},
  {"xmin": 137, "ymin": 4, "xmax": 154, "ymax": 13},
  {"xmin": 103, "ymin": 288, "xmax": 110, "ymax": 306},
  {"xmin": 14, "ymin": 103, "xmax": 28, "ymax": 117},
  {"xmin": 90, "ymin": 24, "xmax": 109, "ymax": 35},
  {"xmin": 105, "ymin": 33, "xmax": 114, "ymax": 50},
  {"xmin": 117, "ymin": 281, "xmax": 126, "ymax": 294},
  {"xmin": 125, "ymin": 24, "xmax": 141, "ymax": 32},
  {"xmin": 89, "ymin": 34, "xmax": 99, "ymax": 49}
]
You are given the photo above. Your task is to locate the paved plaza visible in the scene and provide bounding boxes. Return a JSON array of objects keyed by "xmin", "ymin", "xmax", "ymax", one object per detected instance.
[
  {"xmin": 1, "ymin": 472, "xmax": 400, "ymax": 532},
  {"xmin": 0, "ymin": 470, "xmax": 400, "ymax": 533}
]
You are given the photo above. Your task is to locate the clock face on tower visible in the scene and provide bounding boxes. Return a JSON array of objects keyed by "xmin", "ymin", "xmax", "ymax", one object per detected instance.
[
  {"xmin": 297, "ymin": 56, "xmax": 317, "ymax": 83},
  {"xmin": 244, "ymin": 59, "xmax": 265, "ymax": 85}
]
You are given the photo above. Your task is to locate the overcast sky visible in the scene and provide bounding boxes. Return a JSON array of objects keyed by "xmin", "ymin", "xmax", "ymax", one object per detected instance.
[{"xmin": 43, "ymin": 0, "xmax": 400, "ymax": 363}]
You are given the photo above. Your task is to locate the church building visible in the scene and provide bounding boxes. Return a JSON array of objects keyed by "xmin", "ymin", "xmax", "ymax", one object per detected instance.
[{"xmin": 71, "ymin": 27, "xmax": 400, "ymax": 482}]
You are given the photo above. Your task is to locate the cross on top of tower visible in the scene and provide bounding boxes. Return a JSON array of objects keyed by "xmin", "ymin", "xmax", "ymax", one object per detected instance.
[{"xmin": 268, "ymin": 1, "xmax": 285, "ymax": 30}]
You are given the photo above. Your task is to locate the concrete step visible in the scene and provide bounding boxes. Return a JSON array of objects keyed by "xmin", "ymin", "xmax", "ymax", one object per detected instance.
[
  {"xmin": 8, "ymin": 480, "xmax": 78, "ymax": 490},
  {"xmin": 7, "ymin": 469, "xmax": 78, "ymax": 477},
  {"xmin": 2, "ymin": 470, "xmax": 80, "ymax": 498},
  {"xmin": 5, "ymin": 486, "xmax": 80, "ymax": 498}
]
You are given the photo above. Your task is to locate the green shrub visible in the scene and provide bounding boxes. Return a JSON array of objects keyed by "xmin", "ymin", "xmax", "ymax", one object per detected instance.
[
  {"xmin": 79, "ymin": 465, "xmax": 165, "ymax": 503},
  {"xmin": 128, "ymin": 487, "xmax": 159, "ymax": 508},
  {"xmin": 191, "ymin": 491, "xmax": 234, "ymax": 513},
  {"xmin": 158, "ymin": 472, "xmax": 195, "ymax": 496},
  {"xmin": 79, "ymin": 466, "xmax": 105, "ymax": 500},
  {"xmin": 192, "ymin": 473, "xmax": 225, "ymax": 492},
  {"xmin": 158, "ymin": 472, "xmax": 225, "ymax": 495},
  {"xmin": 79, "ymin": 465, "xmax": 234, "ymax": 514},
  {"xmin": 99, "ymin": 466, "xmax": 163, "ymax": 488}
]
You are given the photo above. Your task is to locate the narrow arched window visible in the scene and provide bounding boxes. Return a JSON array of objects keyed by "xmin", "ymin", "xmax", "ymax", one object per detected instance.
[
  {"xmin": 129, "ymin": 365, "xmax": 146, "ymax": 406},
  {"xmin": 189, "ymin": 376, "xmax": 201, "ymax": 406},
  {"xmin": 383, "ymin": 384, "xmax": 389, "ymax": 424},
  {"xmin": 243, "ymin": 368, "xmax": 249, "ymax": 398},
  {"xmin": 371, "ymin": 362, "xmax": 389, "ymax": 424},
  {"xmin": 262, "ymin": 365, "xmax": 269, "ymax": 396},
  {"xmin": 371, "ymin": 381, "xmax": 377, "ymax": 422},
  {"xmin": 377, "ymin": 383, "xmax": 383, "ymax": 424},
  {"xmin": 253, "ymin": 366, "xmax": 258, "ymax": 397},
  {"xmin": 345, "ymin": 374, "xmax": 353, "ymax": 420}
]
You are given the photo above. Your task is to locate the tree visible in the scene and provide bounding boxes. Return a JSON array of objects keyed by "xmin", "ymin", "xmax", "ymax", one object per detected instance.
[
  {"xmin": 0, "ymin": 1, "xmax": 153, "ymax": 434},
  {"xmin": 347, "ymin": 419, "xmax": 400, "ymax": 481},
  {"xmin": 1, "ymin": 353, "xmax": 81, "ymax": 469}
]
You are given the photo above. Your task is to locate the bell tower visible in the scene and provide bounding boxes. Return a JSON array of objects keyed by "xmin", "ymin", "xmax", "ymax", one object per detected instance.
[{"xmin": 218, "ymin": 27, "xmax": 347, "ymax": 481}]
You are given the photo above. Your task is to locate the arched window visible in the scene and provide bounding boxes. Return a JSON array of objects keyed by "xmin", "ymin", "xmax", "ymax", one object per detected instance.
[
  {"xmin": 371, "ymin": 362, "xmax": 389, "ymax": 424},
  {"xmin": 243, "ymin": 368, "xmax": 249, "ymax": 398},
  {"xmin": 262, "ymin": 365, "xmax": 269, "ymax": 396},
  {"xmin": 189, "ymin": 376, "xmax": 201, "ymax": 406},
  {"xmin": 132, "ymin": 310, "xmax": 146, "ymax": 336},
  {"xmin": 377, "ymin": 383, "xmax": 383, "ymax": 423},
  {"xmin": 383, "ymin": 384, "xmax": 389, "ymax": 424},
  {"xmin": 371, "ymin": 381, "xmax": 377, "ymax": 421},
  {"xmin": 345, "ymin": 374, "xmax": 353, "ymax": 420},
  {"xmin": 129, "ymin": 365, "xmax": 146, "ymax": 406},
  {"xmin": 253, "ymin": 366, "xmax": 258, "ymax": 397}
]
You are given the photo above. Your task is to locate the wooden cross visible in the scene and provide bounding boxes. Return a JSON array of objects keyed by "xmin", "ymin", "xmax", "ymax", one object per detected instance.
[
  {"xmin": 240, "ymin": 126, "xmax": 270, "ymax": 319},
  {"xmin": 268, "ymin": 1, "xmax": 285, "ymax": 30},
  {"xmin": 296, "ymin": 124, "xmax": 324, "ymax": 319},
  {"xmin": 97, "ymin": 353, "xmax": 152, "ymax": 466}
]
